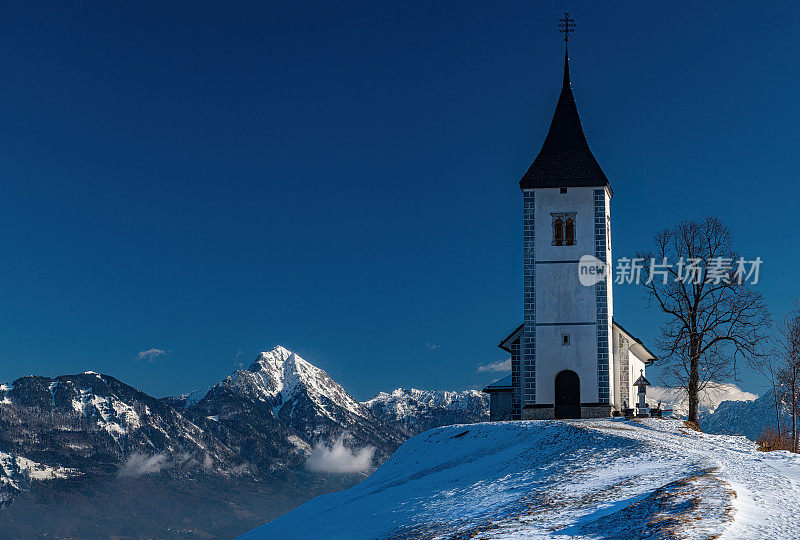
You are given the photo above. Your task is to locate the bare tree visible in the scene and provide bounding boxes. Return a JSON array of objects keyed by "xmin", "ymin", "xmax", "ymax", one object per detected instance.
[
  {"xmin": 638, "ymin": 217, "xmax": 770, "ymax": 425},
  {"xmin": 752, "ymin": 346, "xmax": 785, "ymax": 441},
  {"xmin": 776, "ymin": 301, "xmax": 800, "ymax": 452}
]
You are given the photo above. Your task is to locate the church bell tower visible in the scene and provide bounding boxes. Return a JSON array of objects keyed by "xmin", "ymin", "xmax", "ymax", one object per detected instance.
[{"xmin": 514, "ymin": 30, "xmax": 614, "ymax": 420}]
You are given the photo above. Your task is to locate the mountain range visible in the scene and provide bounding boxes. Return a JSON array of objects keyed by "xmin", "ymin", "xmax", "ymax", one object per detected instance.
[
  {"xmin": 0, "ymin": 346, "xmax": 488, "ymax": 538},
  {"xmin": 1, "ymin": 345, "xmax": 784, "ymax": 538},
  {"xmin": 650, "ymin": 383, "xmax": 789, "ymax": 442},
  {"xmin": 364, "ymin": 387, "xmax": 489, "ymax": 438}
]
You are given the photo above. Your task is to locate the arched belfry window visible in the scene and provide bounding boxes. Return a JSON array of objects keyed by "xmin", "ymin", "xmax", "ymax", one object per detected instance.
[
  {"xmin": 553, "ymin": 219, "xmax": 564, "ymax": 246},
  {"xmin": 551, "ymin": 212, "xmax": 577, "ymax": 246},
  {"xmin": 564, "ymin": 218, "xmax": 575, "ymax": 246}
]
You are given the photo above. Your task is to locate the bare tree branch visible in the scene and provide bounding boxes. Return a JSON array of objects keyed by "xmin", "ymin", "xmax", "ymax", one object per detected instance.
[{"xmin": 637, "ymin": 218, "xmax": 771, "ymax": 424}]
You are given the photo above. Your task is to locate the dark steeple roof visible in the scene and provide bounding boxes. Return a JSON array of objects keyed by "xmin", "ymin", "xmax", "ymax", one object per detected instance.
[{"xmin": 519, "ymin": 47, "xmax": 610, "ymax": 190}]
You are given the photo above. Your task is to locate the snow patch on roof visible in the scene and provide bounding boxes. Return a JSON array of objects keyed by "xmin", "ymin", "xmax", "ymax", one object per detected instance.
[{"xmin": 483, "ymin": 374, "xmax": 513, "ymax": 390}]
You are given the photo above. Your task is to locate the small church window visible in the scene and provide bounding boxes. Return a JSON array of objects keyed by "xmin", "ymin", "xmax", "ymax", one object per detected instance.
[
  {"xmin": 562, "ymin": 334, "xmax": 570, "ymax": 346},
  {"xmin": 560, "ymin": 188, "xmax": 568, "ymax": 194},
  {"xmin": 564, "ymin": 218, "xmax": 575, "ymax": 246},
  {"xmin": 553, "ymin": 219, "xmax": 563, "ymax": 246},
  {"xmin": 551, "ymin": 212, "xmax": 576, "ymax": 246}
]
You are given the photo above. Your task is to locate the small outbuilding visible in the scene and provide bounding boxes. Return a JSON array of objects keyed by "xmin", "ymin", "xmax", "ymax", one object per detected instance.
[{"xmin": 483, "ymin": 374, "xmax": 513, "ymax": 421}]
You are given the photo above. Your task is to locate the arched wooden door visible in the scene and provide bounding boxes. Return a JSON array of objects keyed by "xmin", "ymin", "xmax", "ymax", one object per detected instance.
[{"xmin": 554, "ymin": 370, "xmax": 581, "ymax": 419}]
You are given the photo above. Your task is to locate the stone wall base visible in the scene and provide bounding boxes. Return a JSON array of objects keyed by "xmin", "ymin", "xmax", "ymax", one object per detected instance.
[
  {"xmin": 521, "ymin": 405, "xmax": 614, "ymax": 420},
  {"xmin": 522, "ymin": 407, "xmax": 554, "ymax": 420},
  {"xmin": 581, "ymin": 405, "xmax": 613, "ymax": 418}
]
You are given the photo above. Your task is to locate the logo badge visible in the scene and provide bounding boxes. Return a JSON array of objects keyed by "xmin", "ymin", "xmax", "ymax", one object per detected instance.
[{"xmin": 578, "ymin": 255, "xmax": 607, "ymax": 286}]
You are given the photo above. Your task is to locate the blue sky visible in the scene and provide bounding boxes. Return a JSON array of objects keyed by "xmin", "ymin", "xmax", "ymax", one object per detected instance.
[{"xmin": 1, "ymin": 2, "xmax": 798, "ymax": 400}]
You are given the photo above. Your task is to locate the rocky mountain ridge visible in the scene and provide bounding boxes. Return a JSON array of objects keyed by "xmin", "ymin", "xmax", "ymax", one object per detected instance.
[{"xmin": 0, "ymin": 346, "xmax": 489, "ymax": 537}]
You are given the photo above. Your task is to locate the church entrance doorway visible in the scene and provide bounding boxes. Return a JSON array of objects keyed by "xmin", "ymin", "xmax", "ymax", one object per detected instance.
[{"xmin": 554, "ymin": 370, "xmax": 581, "ymax": 419}]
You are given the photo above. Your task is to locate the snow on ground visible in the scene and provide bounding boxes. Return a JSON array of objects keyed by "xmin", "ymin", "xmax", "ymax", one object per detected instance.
[
  {"xmin": 241, "ymin": 418, "xmax": 800, "ymax": 539},
  {"xmin": 1, "ymin": 451, "xmax": 80, "ymax": 495},
  {"xmin": 13, "ymin": 456, "xmax": 79, "ymax": 481},
  {"xmin": 70, "ymin": 389, "xmax": 142, "ymax": 451}
]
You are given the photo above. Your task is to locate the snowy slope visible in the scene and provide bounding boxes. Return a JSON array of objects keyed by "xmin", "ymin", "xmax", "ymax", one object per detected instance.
[
  {"xmin": 242, "ymin": 418, "xmax": 800, "ymax": 539},
  {"xmin": 363, "ymin": 388, "xmax": 488, "ymax": 437}
]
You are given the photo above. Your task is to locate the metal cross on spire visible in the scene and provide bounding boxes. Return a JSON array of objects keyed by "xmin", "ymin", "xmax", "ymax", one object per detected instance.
[{"xmin": 558, "ymin": 12, "xmax": 575, "ymax": 42}]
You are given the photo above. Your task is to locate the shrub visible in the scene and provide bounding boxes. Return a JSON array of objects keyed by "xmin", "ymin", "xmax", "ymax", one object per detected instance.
[{"xmin": 757, "ymin": 425, "xmax": 794, "ymax": 452}]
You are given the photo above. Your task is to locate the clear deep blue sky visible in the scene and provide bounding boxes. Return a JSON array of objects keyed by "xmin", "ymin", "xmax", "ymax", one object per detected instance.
[{"xmin": 2, "ymin": 2, "xmax": 799, "ymax": 399}]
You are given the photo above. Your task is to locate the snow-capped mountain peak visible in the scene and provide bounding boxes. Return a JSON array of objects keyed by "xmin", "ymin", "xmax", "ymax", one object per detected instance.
[
  {"xmin": 164, "ymin": 345, "xmax": 404, "ymax": 475},
  {"xmin": 227, "ymin": 346, "xmax": 365, "ymax": 420},
  {"xmin": 249, "ymin": 345, "xmax": 294, "ymax": 375}
]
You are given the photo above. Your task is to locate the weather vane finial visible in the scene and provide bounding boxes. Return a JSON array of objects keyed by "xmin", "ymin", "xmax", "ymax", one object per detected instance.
[{"xmin": 558, "ymin": 12, "xmax": 575, "ymax": 43}]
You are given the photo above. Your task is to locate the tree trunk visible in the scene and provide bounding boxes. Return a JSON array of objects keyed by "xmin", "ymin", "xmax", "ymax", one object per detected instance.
[
  {"xmin": 773, "ymin": 379, "xmax": 781, "ymax": 439},
  {"xmin": 688, "ymin": 334, "xmax": 700, "ymax": 425},
  {"xmin": 793, "ymin": 386, "xmax": 798, "ymax": 453}
]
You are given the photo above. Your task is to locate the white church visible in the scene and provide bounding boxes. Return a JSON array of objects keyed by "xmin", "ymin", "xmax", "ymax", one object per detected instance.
[{"xmin": 484, "ymin": 43, "xmax": 656, "ymax": 421}]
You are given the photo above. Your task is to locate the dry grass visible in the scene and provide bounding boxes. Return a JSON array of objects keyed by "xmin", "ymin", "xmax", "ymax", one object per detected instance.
[
  {"xmin": 570, "ymin": 468, "xmax": 735, "ymax": 540},
  {"xmin": 757, "ymin": 425, "xmax": 795, "ymax": 452},
  {"xmin": 398, "ymin": 465, "xmax": 737, "ymax": 540},
  {"xmin": 682, "ymin": 420, "xmax": 702, "ymax": 432}
]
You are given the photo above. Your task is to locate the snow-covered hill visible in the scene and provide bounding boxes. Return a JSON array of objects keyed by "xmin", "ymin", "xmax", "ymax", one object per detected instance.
[
  {"xmin": 363, "ymin": 388, "xmax": 488, "ymax": 437},
  {"xmin": 242, "ymin": 418, "xmax": 800, "ymax": 539}
]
